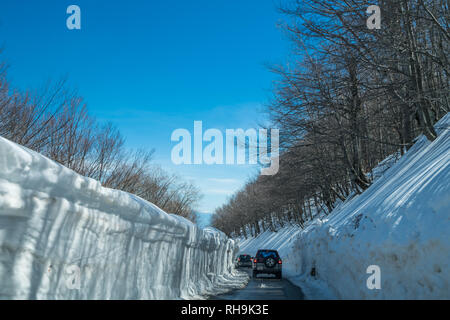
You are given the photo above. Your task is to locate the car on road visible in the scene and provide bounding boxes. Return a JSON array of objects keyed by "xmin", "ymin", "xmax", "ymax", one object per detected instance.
[
  {"xmin": 236, "ymin": 254, "xmax": 253, "ymax": 268},
  {"xmin": 252, "ymin": 249, "xmax": 282, "ymax": 279}
]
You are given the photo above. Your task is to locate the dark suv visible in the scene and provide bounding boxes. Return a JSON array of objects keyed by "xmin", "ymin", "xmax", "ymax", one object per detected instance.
[
  {"xmin": 236, "ymin": 254, "xmax": 253, "ymax": 268},
  {"xmin": 252, "ymin": 249, "xmax": 282, "ymax": 279}
]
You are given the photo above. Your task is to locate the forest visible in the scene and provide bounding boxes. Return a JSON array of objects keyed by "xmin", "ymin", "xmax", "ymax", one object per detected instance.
[
  {"xmin": 0, "ymin": 61, "xmax": 201, "ymax": 221},
  {"xmin": 212, "ymin": 0, "xmax": 449, "ymax": 237}
]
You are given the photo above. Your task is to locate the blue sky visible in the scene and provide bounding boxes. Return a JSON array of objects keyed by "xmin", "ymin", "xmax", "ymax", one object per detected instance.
[{"xmin": 0, "ymin": 0, "xmax": 290, "ymax": 213}]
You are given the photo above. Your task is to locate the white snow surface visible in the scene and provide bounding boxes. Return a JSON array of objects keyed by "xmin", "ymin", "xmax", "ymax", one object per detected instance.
[
  {"xmin": 0, "ymin": 137, "xmax": 248, "ymax": 299},
  {"xmin": 239, "ymin": 114, "xmax": 450, "ymax": 299}
]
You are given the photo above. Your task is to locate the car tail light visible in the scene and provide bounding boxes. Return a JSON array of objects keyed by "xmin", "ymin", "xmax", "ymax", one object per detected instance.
[
  {"xmin": 278, "ymin": 259, "xmax": 282, "ymax": 264},
  {"xmin": 253, "ymin": 259, "xmax": 257, "ymax": 263},
  {"xmin": 237, "ymin": 258, "xmax": 240, "ymax": 262}
]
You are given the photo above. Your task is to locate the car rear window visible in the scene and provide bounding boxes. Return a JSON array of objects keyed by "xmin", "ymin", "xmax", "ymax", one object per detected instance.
[
  {"xmin": 256, "ymin": 250, "xmax": 279, "ymax": 259},
  {"xmin": 239, "ymin": 255, "xmax": 251, "ymax": 261}
]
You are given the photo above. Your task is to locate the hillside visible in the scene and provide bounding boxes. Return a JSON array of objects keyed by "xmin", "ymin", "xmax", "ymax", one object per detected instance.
[{"xmin": 239, "ymin": 114, "xmax": 450, "ymax": 299}]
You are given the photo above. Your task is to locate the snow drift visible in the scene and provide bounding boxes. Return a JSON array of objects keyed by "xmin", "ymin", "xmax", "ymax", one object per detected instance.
[
  {"xmin": 0, "ymin": 137, "xmax": 247, "ymax": 299},
  {"xmin": 239, "ymin": 114, "xmax": 450, "ymax": 299}
]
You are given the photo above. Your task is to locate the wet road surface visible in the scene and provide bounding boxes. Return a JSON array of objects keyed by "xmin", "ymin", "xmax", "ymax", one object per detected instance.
[{"xmin": 211, "ymin": 268, "xmax": 304, "ymax": 300}]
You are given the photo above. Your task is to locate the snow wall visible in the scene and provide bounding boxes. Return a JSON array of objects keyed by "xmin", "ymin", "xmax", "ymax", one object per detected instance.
[
  {"xmin": 0, "ymin": 137, "xmax": 246, "ymax": 299},
  {"xmin": 239, "ymin": 114, "xmax": 450, "ymax": 299}
]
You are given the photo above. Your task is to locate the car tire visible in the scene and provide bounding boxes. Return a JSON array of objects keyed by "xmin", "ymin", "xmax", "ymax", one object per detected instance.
[
  {"xmin": 253, "ymin": 270, "xmax": 258, "ymax": 278},
  {"xmin": 277, "ymin": 271, "xmax": 282, "ymax": 279},
  {"xmin": 264, "ymin": 257, "xmax": 276, "ymax": 269}
]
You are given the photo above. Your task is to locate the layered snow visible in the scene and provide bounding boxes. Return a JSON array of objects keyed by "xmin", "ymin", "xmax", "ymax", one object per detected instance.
[
  {"xmin": 0, "ymin": 137, "xmax": 248, "ymax": 299},
  {"xmin": 239, "ymin": 114, "xmax": 450, "ymax": 299}
]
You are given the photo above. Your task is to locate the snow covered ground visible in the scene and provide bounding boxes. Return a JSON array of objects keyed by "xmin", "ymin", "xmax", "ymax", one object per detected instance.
[
  {"xmin": 239, "ymin": 114, "xmax": 450, "ymax": 299},
  {"xmin": 0, "ymin": 137, "xmax": 248, "ymax": 299}
]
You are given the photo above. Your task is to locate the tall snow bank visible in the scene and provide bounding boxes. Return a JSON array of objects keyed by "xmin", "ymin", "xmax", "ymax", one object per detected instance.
[
  {"xmin": 0, "ymin": 137, "xmax": 247, "ymax": 299},
  {"xmin": 240, "ymin": 114, "xmax": 450, "ymax": 299}
]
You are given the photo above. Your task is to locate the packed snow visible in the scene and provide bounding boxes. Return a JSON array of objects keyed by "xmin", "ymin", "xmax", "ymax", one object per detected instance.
[
  {"xmin": 239, "ymin": 114, "xmax": 450, "ymax": 299},
  {"xmin": 0, "ymin": 137, "xmax": 248, "ymax": 299}
]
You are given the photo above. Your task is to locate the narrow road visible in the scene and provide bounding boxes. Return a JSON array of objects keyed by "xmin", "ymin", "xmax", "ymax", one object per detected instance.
[{"xmin": 211, "ymin": 268, "xmax": 304, "ymax": 300}]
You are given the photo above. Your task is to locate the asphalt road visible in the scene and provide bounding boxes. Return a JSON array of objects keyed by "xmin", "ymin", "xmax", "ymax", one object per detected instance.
[{"xmin": 211, "ymin": 268, "xmax": 304, "ymax": 300}]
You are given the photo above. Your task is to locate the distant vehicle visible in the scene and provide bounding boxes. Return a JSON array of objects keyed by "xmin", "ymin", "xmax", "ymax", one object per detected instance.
[
  {"xmin": 236, "ymin": 254, "xmax": 253, "ymax": 268},
  {"xmin": 252, "ymin": 249, "xmax": 282, "ymax": 279}
]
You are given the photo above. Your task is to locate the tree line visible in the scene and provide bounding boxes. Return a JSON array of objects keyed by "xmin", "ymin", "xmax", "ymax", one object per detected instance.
[
  {"xmin": 0, "ymin": 59, "xmax": 200, "ymax": 221},
  {"xmin": 212, "ymin": 0, "xmax": 449, "ymax": 237}
]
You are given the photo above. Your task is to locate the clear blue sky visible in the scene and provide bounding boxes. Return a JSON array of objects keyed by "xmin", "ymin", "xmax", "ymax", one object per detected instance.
[{"xmin": 0, "ymin": 0, "xmax": 290, "ymax": 213}]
